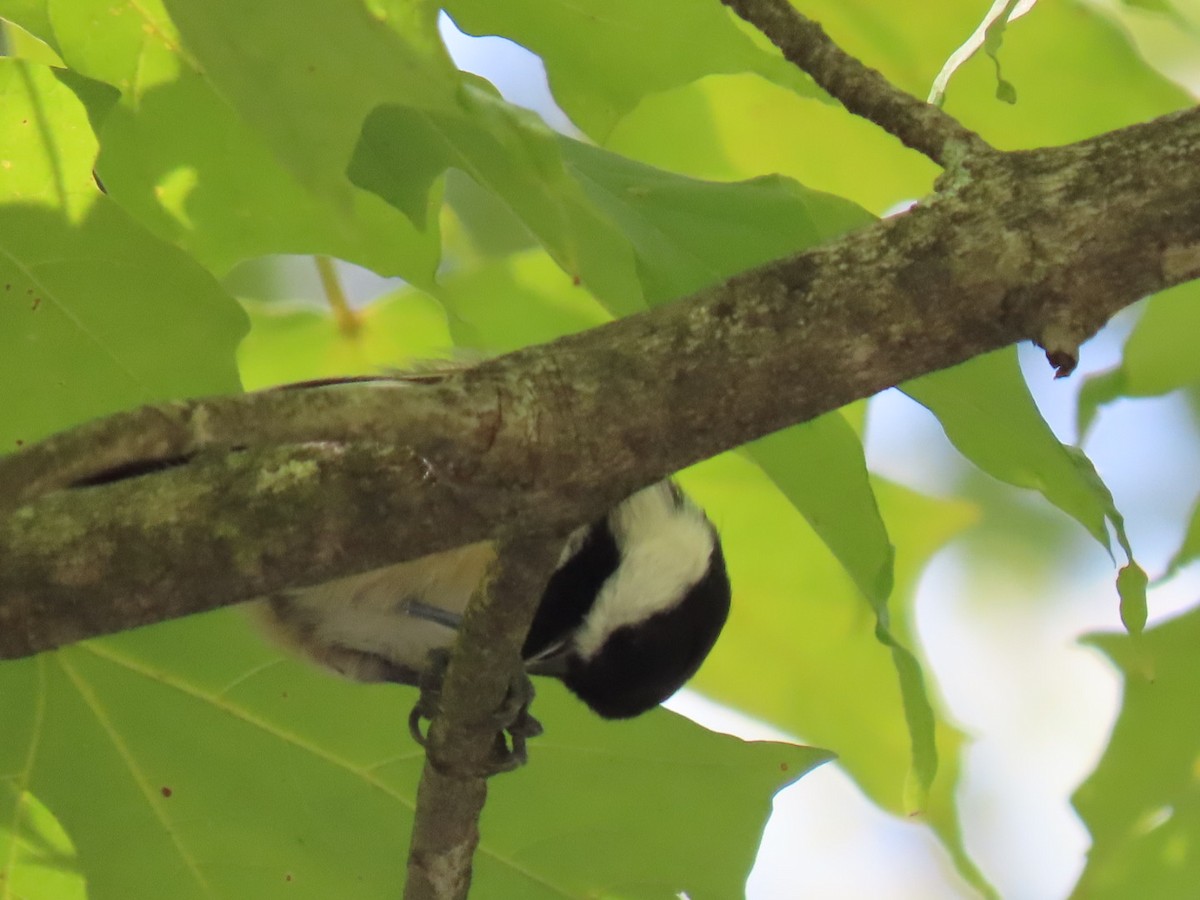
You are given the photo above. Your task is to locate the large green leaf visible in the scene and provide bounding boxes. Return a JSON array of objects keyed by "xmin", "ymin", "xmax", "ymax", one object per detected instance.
[
  {"xmin": 746, "ymin": 419, "xmax": 943, "ymax": 816},
  {"xmin": 560, "ymin": 138, "xmax": 872, "ymax": 309},
  {"xmin": 904, "ymin": 349, "xmax": 1146, "ymax": 632},
  {"xmin": 350, "ymin": 84, "xmax": 643, "ymax": 306},
  {"xmin": 442, "ymin": 0, "xmax": 820, "ymax": 140},
  {"xmin": 161, "ymin": 0, "xmax": 457, "ymax": 199},
  {"xmin": 1078, "ymin": 281, "xmax": 1200, "ymax": 436},
  {"xmin": 0, "ymin": 0, "xmax": 451, "ymax": 280},
  {"xmin": 608, "ymin": 72, "xmax": 940, "ymax": 217},
  {"xmin": 1072, "ymin": 604, "xmax": 1200, "ymax": 898},
  {"xmin": 353, "ymin": 115, "xmax": 870, "ymax": 315},
  {"xmin": 0, "ymin": 611, "xmax": 826, "ymax": 898},
  {"xmin": 0, "ymin": 59, "xmax": 245, "ymax": 450},
  {"xmin": 1164, "ymin": 493, "xmax": 1200, "ymax": 578},
  {"xmin": 680, "ymin": 454, "xmax": 991, "ymax": 895},
  {"xmin": 748, "ymin": 416, "xmax": 893, "ymax": 607},
  {"xmin": 434, "ymin": 249, "xmax": 613, "ymax": 354},
  {"xmin": 0, "ymin": 0, "xmax": 58, "ymax": 53}
]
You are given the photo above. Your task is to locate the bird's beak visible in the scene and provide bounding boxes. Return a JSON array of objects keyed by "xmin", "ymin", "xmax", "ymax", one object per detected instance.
[{"xmin": 524, "ymin": 637, "xmax": 572, "ymax": 677}]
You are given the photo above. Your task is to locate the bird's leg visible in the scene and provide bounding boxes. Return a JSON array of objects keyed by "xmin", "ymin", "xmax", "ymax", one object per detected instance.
[{"xmin": 408, "ymin": 648, "xmax": 544, "ymax": 773}]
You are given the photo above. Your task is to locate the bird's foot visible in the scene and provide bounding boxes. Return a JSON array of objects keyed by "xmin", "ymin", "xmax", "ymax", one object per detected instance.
[{"xmin": 408, "ymin": 649, "xmax": 543, "ymax": 774}]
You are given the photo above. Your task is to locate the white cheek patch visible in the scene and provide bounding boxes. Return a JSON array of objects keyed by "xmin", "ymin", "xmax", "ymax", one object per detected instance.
[{"xmin": 573, "ymin": 484, "xmax": 714, "ymax": 660}]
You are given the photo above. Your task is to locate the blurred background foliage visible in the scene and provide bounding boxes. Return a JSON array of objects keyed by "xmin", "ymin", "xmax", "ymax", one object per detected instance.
[{"xmin": 2, "ymin": 0, "xmax": 1200, "ymax": 897}]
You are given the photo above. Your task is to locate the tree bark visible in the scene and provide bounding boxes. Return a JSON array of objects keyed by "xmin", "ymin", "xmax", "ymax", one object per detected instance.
[{"xmin": 2, "ymin": 106, "xmax": 1199, "ymax": 659}]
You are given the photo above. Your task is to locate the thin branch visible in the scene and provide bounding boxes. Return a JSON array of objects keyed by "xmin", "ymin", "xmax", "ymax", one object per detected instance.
[
  {"xmin": 721, "ymin": 0, "xmax": 992, "ymax": 165},
  {"xmin": 2, "ymin": 107, "xmax": 1200, "ymax": 658},
  {"xmin": 404, "ymin": 533, "xmax": 565, "ymax": 900}
]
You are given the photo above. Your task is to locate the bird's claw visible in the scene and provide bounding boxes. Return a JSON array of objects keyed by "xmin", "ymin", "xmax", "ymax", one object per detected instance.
[{"xmin": 408, "ymin": 649, "xmax": 543, "ymax": 773}]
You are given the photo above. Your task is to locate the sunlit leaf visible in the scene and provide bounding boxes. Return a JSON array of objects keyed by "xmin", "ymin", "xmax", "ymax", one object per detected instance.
[
  {"xmin": 25, "ymin": 0, "xmax": 448, "ymax": 280},
  {"xmin": 1078, "ymin": 282, "xmax": 1200, "ymax": 435},
  {"xmin": 237, "ymin": 291, "xmax": 453, "ymax": 390},
  {"xmin": 608, "ymin": 0, "xmax": 1186, "ymax": 218},
  {"xmin": 434, "ymin": 248, "xmax": 612, "ymax": 353},
  {"xmin": 0, "ymin": 59, "xmax": 245, "ymax": 450},
  {"xmin": 560, "ymin": 138, "xmax": 872, "ymax": 308},
  {"xmin": 904, "ymin": 350, "xmax": 1108, "ymax": 551},
  {"xmin": 0, "ymin": 612, "xmax": 826, "ymax": 898},
  {"xmin": 0, "ymin": 1, "xmax": 62, "ymax": 60},
  {"xmin": 682, "ymin": 454, "xmax": 989, "ymax": 893},
  {"xmin": 1073, "ymin": 605, "xmax": 1200, "ymax": 898},
  {"xmin": 608, "ymin": 73, "xmax": 940, "ymax": 217},
  {"xmin": 352, "ymin": 82, "xmax": 643, "ymax": 306},
  {"xmin": 442, "ymin": 0, "xmax": 820, "ymax": 140},
  {"xmin": 162, "ymin": 0, "xmax": 457, "ymax": 197},
  {"xmin": 744, "ymin": 419, "xmax": 940, "ymax": 811},
  {"xmin": 749, "ymin": 416, "xmax": 893, "ymax": 606},
  {"xmin": 1165, "ymin": 493, "xmax": 1200, "ymax": 577},
  {"xmin": 356, "ymin": 116, "xmax": 870, "ymax": 318}
]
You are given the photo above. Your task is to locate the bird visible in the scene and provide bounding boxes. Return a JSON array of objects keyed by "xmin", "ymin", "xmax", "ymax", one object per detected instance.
[
  {"xmin": 259, "ymin": 477, "xmax": 731, "ymax": 722},
  {"xmin": 67, "ymin": 368, "xmax": 732, "ymax": 755}
]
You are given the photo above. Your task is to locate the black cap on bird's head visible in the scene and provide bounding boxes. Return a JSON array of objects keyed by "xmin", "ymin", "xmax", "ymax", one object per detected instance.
[{"xmin": 522, "ymin": 481, "xmax": 731, "ymax": 718}]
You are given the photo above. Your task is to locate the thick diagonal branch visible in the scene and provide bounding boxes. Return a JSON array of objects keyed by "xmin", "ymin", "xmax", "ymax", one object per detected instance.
[{"xmin": 2, "ymin": 107, "xmax": 1199, "ymax": 659}]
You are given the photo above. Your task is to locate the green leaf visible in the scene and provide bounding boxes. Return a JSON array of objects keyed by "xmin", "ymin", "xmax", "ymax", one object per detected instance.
[
  {"xmin": 1076, "ymin": 366, "xmax": 1126, "ymax": 441},
  {"xmin": 608, "ymin": 73, "xmax": 940, "ymax": 218},
  {"xmin": 91, "ymin": 71, "xmax": 443, "ymax": 281},
  {"xmin": 904, "ymin": 349, "xmax": 1111, "ymax": 550},
  {"xmin": 1061, "ymin": 446, "xmax": 1146, "ymax": 635},
  {"xmin": 1077, "ymin": 282, "xmax": 1200, "ymax": 434},
  {"xmin": 905, "ymin": 350, "xmax": 1147, "ymax": 632},
  {"xmin": 0, "ymin": 60, "xmax": 245, "ymax": 450},
  {"xmin": 1073, "ymin": 605, "xmax": 1200, "ymax": 898},
  {"xmin": 1164, "ymin": 493, "xmax": 1200, "ymax": 577},
  {"xmin": 351, "ymin": 84, "xmax": 643, "ymax": 307},
  {"xmin": 237, "ymin": 290, "xmax": 453, "ymax": 390},
  {"xmin": 0, "ymin": 0, "xmax": 60, "ymax": 54},
  {"xmin": 744, "ymin": 418, "xmax": 945, "ymax": 810},
  {"xmin": 353, "ymin": 105, "xmax": 871, "ymax": 313},
  {"xmin": 560, "ymin": 138, "xmax": 872, "ymax": 308},
  {"xmin": 748, "ymin": 415, "xmax": 894, "ymax": 607},
  {"xmin": 442, "ymin": 0, "xmax": 821, "ymax": 140},
  {"xmin": 1116, "ymin": 564, "xmax": 1149, "ymax": 635},
  {"xmin": 434, "ymin": 249, "xmax": 613, "ymax": 354},
  {"xmin": 0, "ymin": 611, "xmax": 827, "ymax": 898},
  {"xmin": 161, "ymin": 0, "xmax": 457, "ymax": 199},
  {"xmin": 33, "ymin": 0, "xmax": 446, "ymax": 280},
  {"xmin": 1119, "ymin": 0, "xmax": 1178, "ymax": 12},
  {"xmin": 681, "ymin": 454, "xmax": 992, "ymax": 895}
]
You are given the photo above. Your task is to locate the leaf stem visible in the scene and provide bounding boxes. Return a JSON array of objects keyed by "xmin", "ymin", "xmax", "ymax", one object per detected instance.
[{"xmin": 315, "ymin": 255, "xmax": 362, "ymax": 337}]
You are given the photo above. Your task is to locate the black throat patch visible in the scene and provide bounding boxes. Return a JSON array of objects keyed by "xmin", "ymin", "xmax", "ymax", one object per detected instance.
[{"xmin": 521, "ymin": 520, "xmax": 619, "ymax": 660}]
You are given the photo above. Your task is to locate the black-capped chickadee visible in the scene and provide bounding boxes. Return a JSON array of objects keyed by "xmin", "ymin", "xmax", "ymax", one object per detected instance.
[{"xmin": 261, "ymin": 477, "xmax": 731, "ymax": 720}]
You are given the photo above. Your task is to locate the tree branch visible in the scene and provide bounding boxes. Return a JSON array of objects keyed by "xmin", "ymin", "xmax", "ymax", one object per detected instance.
[
  {"xmin": 721, "ymin": 0, "xmax": 992, "ymax": 165},
  {"xmin": 404, "ymin": 533, "xmax": 565, "ymax": 900},
  {"xmin": 2, "ymin": 106, "xmax": 1200, "ymax": 659}
]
